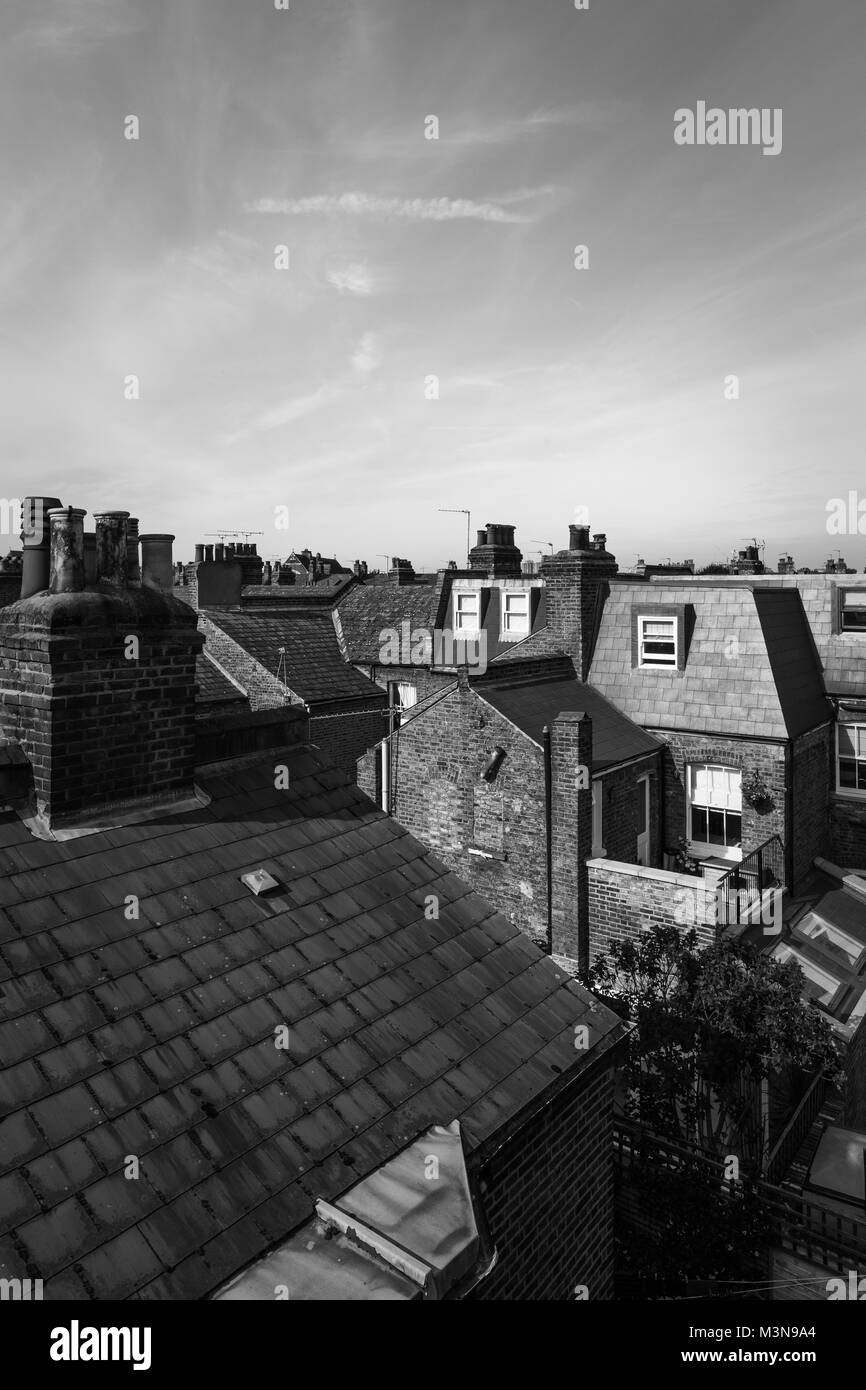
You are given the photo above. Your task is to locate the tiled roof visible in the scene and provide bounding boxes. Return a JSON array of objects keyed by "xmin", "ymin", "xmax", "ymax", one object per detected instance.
[
  {"xmin": 0, "ymin": 747, "xmax": 624, "ymax": 1300},
  {"xmin": 478, "ymin": 678, "xmax": 660, "ymax": 772},
  {"xmin": 195, "ymin": 655, "xmax": 247, "ymax": 708},
  {"xmin": 589, "ymin": 583, "xmax": 829, "ymax": 738},
  {"xmin": 204, "ymin": 610, "xmax": 383, "ymax": 704},
  {"xmin": 334, "ymin": 582, "xmax": 444, "ymax": 664}
]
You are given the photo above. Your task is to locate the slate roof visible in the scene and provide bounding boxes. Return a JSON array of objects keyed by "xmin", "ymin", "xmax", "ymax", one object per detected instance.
[
  {"xmin": 0, "ymin": 746, "xmax": 624, "ymax": 1300},
  {"xmin": 334, "ymin": 582, "xmax": 444, "ymax": 664},
  {"xmin": 648, "ymin": 573, "xmax": 866, "ymax": 699},
  {"xmin": 478, "ymin": 678, "xmax": 660, "ymax": 772},
  {"xmin": 195, "ymin": 655, "xmax": 247, "ymax": 709},
  {"xmin": 589, "ymin": 583, "xmax": 829, "ymax": 738},
  {"xmin": 204, "ymin": 610, "xmax": 384, "ymax": 705}
]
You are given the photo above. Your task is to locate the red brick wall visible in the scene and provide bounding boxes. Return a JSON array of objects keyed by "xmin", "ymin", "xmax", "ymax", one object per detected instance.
[{"xmin": 469, "ymin": 1060, "xmax": 618, "ymax": 1300}]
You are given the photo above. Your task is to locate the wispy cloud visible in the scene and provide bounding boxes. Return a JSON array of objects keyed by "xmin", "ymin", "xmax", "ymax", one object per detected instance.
[
  {"xmin": 352, "ymin": 332, "xmax": 382, "ymax": 373},
  {"xmin": 247, "ymin": 193, "xmax": 531, "ymax": 224},
  {"xmin": 223, "ymin": 385, "xmax": 335, "ymax": 446},
  {"xmin": 327, "ymin": 262, "xmax": 375, "ymax": 296}
]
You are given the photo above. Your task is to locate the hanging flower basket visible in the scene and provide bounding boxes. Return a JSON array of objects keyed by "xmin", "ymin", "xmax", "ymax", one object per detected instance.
[{"xmin": 741, "ymin": 769, "xmax": 774, "ymax": 812}]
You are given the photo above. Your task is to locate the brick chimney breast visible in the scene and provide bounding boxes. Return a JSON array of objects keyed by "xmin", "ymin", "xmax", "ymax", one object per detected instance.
[
  {"xmin": 0, "ymin": 533, "xmax": 204, "ymax": 828},
  {"xmin": 541, "ymin": 525, "xmax": 617, "ymax": 679},
  {"xmin": 468, "ymin": 521, "xmax": 522, "ymax": 577}
]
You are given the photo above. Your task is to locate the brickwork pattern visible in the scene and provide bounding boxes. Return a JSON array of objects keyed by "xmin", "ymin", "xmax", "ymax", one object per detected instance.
[{"xmin": 470, "ymin": 1063, "xmax": 618, "ymax": 1300}]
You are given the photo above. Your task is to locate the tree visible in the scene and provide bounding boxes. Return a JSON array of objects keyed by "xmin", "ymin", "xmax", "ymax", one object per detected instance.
[{"xmin": 586, "ymin": 924, "xmax": 841, "ymax": 1159}]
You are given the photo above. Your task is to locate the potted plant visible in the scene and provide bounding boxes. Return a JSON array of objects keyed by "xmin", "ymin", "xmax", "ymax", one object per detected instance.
[{"xmin": 671, "ymin": 836, "xmax": 701, "ymax": 875}]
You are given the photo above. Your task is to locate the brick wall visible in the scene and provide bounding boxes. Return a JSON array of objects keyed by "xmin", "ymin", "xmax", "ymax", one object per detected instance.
[
  {"xmin": 587, "ymin": 861, "xmax": 718, "ymax": 963},
  {"xmin": 309, "ymin": 704, "xmax": 388, "ymax": 780},
  {"xmin": 654, "ymin": 730, "xmax": 787, "ymax": 860},
  {"xmin": 469, "ymin": 1059, "xmax": 618, "ymax": 1300},
  {"xmin": 843, "ymin": 1013, "xmax": 866, "ymax": 1131},
  {"xmin": 792, "ymin": 725, "xmax": 831, "ymax": 886},
  {"xmin": 597, "ymin": 754, "xmax": 661, "ymax": 864},
  {"xmin": 0, "ymin": 575, "xmax": 21, "ymax": 609},
  {"xmin": 387, "ymin": 684, "xmax": 550, "ymax": 947},
  {"xmin": 0, "ymin": 589, "xmax": 202, "ymax": 824}
]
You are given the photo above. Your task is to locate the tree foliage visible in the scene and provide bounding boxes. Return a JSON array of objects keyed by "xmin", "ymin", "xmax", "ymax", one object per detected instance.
[{"xmin": 586, "ymin": 924, "xmax": 841, "ymax": 1156}]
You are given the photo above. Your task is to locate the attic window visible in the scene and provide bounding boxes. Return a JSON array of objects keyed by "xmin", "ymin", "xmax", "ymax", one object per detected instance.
[
  {"xmin": 638, "ymin": 615, "xmax": 677, "ymax": 668},
  {"xmin": 240, "ymin": 868, "xmax": 280, "ymax": 895},
  {"xmin": 840, "ymin": 590, "xmax": 866, "ymax": 633},
  {"xmin": 455, "ymin": 592, "xmax": 479, "ymax": 633}
]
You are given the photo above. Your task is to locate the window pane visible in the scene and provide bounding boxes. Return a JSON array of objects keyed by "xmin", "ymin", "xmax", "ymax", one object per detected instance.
[
  {"xmin": 726, "ymin": 812, "xmax": 742, "ymax": 847},
  {"xmin": 840, "ymin": 758, "xmax": 858, "ymax": 788},
  {"xmin": 707, "ymin": 809, "xmax": 726, "ymax": 844},
  {"xmin": 691, "ymin": 806, "xmax": 707, "ymax": 840},
  {"xmin": 839, "ymin": 726, "xmax": 857, "ymax": 757},
  {"xmin": 842, "ymin": 609, "xmax": 866, "ymax": 631}
]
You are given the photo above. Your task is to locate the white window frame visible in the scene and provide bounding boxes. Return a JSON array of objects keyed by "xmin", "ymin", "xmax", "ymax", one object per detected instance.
[
  {"xmin": 501, "ymin": 591, "xmax": 530, "ymax": 638},
  {"xmin": 591, "ymin": 781, "xmax": 605, "ymax": 858},
  {"xmin": 686, "ymin": 763, "xmax": 743, "ymax": 862},
  {"xmin": 836, "ymin": 722, "xmax": 866, "ymax": 799},
  {"xmin": 454, "ymin": 591, "xmax": 480, "ymax": 634},
  {"xmin": 840, "ymin": 589, "xmax": 866, "ymax": 634},
  {"xmin": 638, "ymin": 614, "xmax": 677, "ymax": 668}
]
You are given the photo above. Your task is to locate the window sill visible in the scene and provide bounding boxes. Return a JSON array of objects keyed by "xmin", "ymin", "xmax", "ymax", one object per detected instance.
[{"xmin": 467, "ymin": 846, "xmax": 507, "ymax": 862}]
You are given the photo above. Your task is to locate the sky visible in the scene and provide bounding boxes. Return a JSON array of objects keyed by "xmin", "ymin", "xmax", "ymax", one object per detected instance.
[{"xmin": 1, "ymin": 0, "xmax": 865, "ymax": 571}]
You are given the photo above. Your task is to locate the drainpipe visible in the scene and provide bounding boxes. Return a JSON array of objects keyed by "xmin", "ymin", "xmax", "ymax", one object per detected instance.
[
  {"xmin": 784, "ymin": 740, "xmax": 794, "ymax": 891},
  {"xmin": 543, "ymin": 723, "xmax": 553, "ymax": 956}
]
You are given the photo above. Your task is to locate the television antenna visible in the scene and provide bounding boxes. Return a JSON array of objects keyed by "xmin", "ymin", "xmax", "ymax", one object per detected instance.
[{"xmin": 438, "ymin": 507, "xmax": 471, "ymax": 566}]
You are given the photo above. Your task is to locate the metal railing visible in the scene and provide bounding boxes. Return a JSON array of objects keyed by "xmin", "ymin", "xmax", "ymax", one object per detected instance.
[{"xmin": 712, "ymin": 833, "xmax": 785, "ymax": 924}]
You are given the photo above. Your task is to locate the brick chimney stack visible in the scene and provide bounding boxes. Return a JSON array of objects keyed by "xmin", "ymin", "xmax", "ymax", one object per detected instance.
[
  {"xmin": 468, "ymin": 523, "xmax": 523, "ymax": 578},
  {"xmin": 0, "ymin": 504, "xmax": 203, "ymax": 829},
  {"xmin": 548, "ymin": 711, "xmax": 593, "ymax": 971},
  {"xmin": 388, "ymin": 557, "xmax": 416, "ymax": 586},
  {"xmin": 541, "ymin": 524, "xmax": 617, "ymax": 680}
]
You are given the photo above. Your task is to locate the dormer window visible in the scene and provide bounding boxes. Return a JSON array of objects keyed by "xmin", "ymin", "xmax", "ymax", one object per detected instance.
[{"xmin": 638, "ymin": 615, "xmax": 677, "ymax": 668}]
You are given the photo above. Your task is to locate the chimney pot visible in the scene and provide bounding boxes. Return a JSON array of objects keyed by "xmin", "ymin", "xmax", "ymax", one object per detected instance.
[
  {"xmin": 569, "ymin": 524, "xmax": 591, "ymax": 551},
  {"xmin": 204, "ymin": 544, "xmax": 214, "ymax": 563},
  {"xmin": 126, "ymin": 518, "xmax": 141, "ymax": 583},
  {"xmin": 140, "ymin": 534, "xmax": 175, "ymax": 590},
  {"xmin": 195, "ymin": 544, "xmax": 205, "ymax": 563},
  {"xmin": 19, "ymin": 496, "xmax": 63, "ymax": 598},
  {"xmin": 214, "ymin": 542, "xmax": 225, "ymax": 562},
  {"xmin": 47, "ymin": 507, "xmax": 87, "ymax": 594},
  {"xmin": 93, "ymin": 511, "xmax": 130, "ymax": 587}
]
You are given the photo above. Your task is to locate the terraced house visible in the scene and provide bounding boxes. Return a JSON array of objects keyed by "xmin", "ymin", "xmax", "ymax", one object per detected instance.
[{"xmin": 0, "ymin": 498, "xmax": 627, "ymax": 1301}]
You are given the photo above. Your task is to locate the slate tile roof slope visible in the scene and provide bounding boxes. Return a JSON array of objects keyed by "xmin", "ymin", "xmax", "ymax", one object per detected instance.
[
  {"xmin": 195, "ymin": 654, "xmax": 247, "ymax": 708},
  {"xmin": 333, "ymin": 582, "xmax": 443, "ymax": 664},
  {"xmin": 649, "ymin": 574, "xmax": 866, "ymax": 699},
  {"xmin": 589, "ymin": 583, "xmax": 829, "ymax": 738},
  {"xmin": 478, "ymin": 678, "xmax": 660, "ymax": 772},
  {"xmin": 204, "ymin": 609, "xmax": 383, "ymax": 704},
  {"xmin": 0, "ymin": 745, "xmax": 624, "ymax": 1300}
]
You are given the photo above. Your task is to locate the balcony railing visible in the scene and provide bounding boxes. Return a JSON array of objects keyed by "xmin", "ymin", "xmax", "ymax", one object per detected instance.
[{"xmin": 711, "ymin": 833, "xmax": 785, "ymax": 925}]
